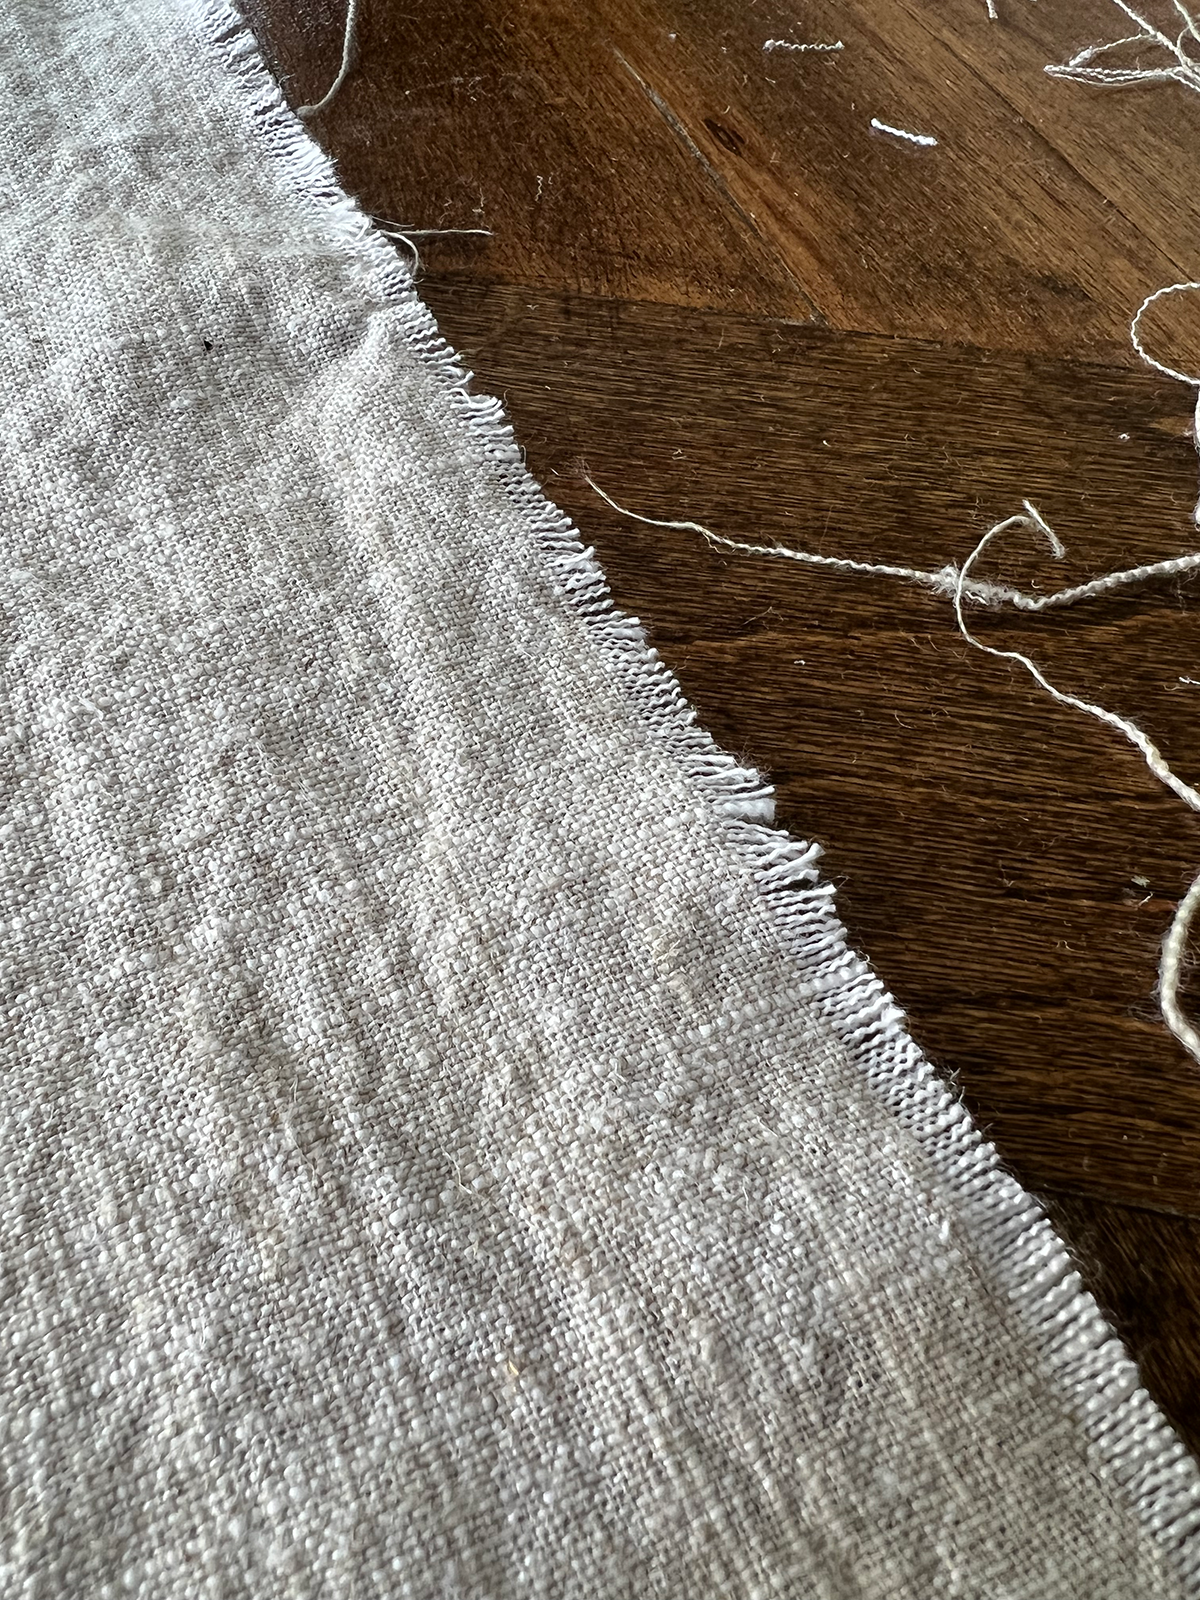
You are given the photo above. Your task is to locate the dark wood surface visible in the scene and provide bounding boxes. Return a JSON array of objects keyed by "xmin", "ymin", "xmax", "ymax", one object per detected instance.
[{"xmin": 245, "ymin": 0, "xmax": 1200, "ymax": 1451}]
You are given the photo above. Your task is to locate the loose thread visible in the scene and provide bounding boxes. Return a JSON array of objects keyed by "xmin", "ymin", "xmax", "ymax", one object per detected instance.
[
  {"xmin": 1048, "ymin": 0, "xmax": 1200, "ymax": 96},
  {"xmin": 585, "ymin": 476, "xmax": 1200, "ymax": 1066},
  {"xmin": 1131, "ymin": 280, "xmax": 1200, "ymax": 387},
  {"xmin": 1162, "ymin": 869, "xmax": 1200, "ymax": 1062},
  {"xmin": 953, "ymin": 515, "xmax": 1200, "ymax": 1069},
  {"xmin": 376, "ymin": 224, "xmax": 493, "ymax": 273},
  {"xmin": 949, "ymin": 518, "xmax": 1200, "ymax": 822},
  {"xmin": 763, "ymin": 39, "xmax": 844, "ymax": 53},
  {"xmin": 588, "ymin": 263, "xmax": 1200, "ymax": 1066},
  {"xmin": 297, "ymin": 0, "xmax": 361, "ymax": 119},
  {"xmin": 583, "ymin": 478, "xmax": 1200, "ymax": 610},
  {"xmin": 1131, "ymin": 280, "xmax": 1200, "ymax": 525},
  {"xmin": 869, "ymin": 118, "xmax": 938, "ymax": 147}
]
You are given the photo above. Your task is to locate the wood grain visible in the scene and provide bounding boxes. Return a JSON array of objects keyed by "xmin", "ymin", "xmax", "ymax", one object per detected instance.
[
  {"xmin": 243, "ymin": 0, "xmax": 811, "ymax": 315},
  {"xmin": 568, "ymin": 0, "xmax": 1194, "ymax": 354},
  {"xmin": 247, "ymin": 0, "xmax": 1200, "ymax": 358},
  {"xmin": 241, "ymin": 0, "xmax": 1200, "ymax": 1448}
]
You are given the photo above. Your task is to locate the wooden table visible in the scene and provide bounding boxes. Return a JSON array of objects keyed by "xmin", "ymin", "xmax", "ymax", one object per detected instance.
[{"xmin": 245, "ymin": 0, "xmax": 1200, "ymax": 1451}]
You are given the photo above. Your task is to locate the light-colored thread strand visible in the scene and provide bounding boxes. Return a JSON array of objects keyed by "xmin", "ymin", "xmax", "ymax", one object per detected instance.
[
  {"xmin": 869, "ymin": 118, "xmax": 938, "ymax": 146},
  {"xmin": 1052, "ymin": 26, "xmax": 1200, "ymax": 521},
  {"xmin": 584, "ymin": 478, "xmax": 1200, "ymax": 610},
  {"xmin": 1130, "ymin": 280, "xmax": 1200, "ymax": 525},
  {"xmin": 953, "ymin": 515, "xmax": 1200, "ymax": 1068},
  {"xmin": 1047, "ymin": 0, "xmax": 1200, "ymax": 96},
  {"xmin": 297, "ymin": 0, "xmax": 360, "ymax": 118},
  {"xmin": 1177, "ymin": 0, "xmax": 1200, "ymax": 44},
  {"xmin": 587, "ymin": 477, "xmax": 1200, "ymax": 1066},
  {"xmin": 377, "ymin": 225, "xmax": 492, "ymax": 273},
  {"xmin": 1130, "ymin": 280, "xmax": 1200, "ymax": 386},
  {"xmin": 763, "ymin": 39, "xmax": 844, "ymax": 53},
  {"xmin": 1162, "ymin": 868, "xmax": 1200, "ymax": 1061},
  {"xmin": 1097, "ymin": 0, "xmax": 1194, "ymax": 64}
]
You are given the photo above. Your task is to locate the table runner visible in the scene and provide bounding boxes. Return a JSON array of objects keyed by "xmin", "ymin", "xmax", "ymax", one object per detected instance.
[{"xmin": 1, "ymin": 2, "xmax": 1197, "ymax": 1593}]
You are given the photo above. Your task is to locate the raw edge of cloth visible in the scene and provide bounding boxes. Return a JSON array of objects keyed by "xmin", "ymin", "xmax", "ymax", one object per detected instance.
[{"xmin": 179, "ymin": 0, "xmax": 1200, "ymax": 1584}]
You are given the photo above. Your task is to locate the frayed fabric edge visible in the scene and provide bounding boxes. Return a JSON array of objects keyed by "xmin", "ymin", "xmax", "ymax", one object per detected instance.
[{"xmin": 179, "ymin": 0, "xmax": 1200, "ymax": 1583}]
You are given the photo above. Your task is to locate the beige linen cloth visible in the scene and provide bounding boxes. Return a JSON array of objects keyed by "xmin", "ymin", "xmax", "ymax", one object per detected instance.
[{"xmin": 1, "ymin": 2, "xmax": 1197, "ymax": 1594}]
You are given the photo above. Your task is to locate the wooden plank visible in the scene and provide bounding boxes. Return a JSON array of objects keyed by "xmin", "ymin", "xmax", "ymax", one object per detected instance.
[
  {"xmin": 417, "ymin": 279, "xmax": 1200, "ymax": 1214},
  {"xmin": 240, "ymin": 0, "xmax": 813, "ymax": 316},
  {"xmin": 587, "ymin": 0, "xmax": 1191, "ymax": 354},
  {"xmin": 246, "ymin": 0, "xmax": 1200, "ymax": 356}
]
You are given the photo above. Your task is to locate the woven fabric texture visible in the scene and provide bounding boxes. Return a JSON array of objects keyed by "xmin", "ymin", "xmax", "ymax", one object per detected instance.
[{"xmin": 1, "ymin": 2, "xmax": 1197, "ymax": 1595}]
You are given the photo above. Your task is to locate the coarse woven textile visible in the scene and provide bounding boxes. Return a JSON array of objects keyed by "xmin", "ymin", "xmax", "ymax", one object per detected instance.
[{"xmin": 1, "ymin": 2, "xmax": 1198, "ymax": 1596}]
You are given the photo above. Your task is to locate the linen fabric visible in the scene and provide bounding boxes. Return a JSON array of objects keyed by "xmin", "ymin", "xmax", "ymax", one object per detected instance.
[{"xmin": 0, "ymin": 2, "xmax": 1196, "ymax": 1595}]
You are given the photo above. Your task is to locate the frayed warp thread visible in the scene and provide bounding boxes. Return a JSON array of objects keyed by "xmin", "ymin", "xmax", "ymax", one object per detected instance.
[
  {"xmin": 377, "ymin": 224, "xmax": 493, "ymax": 273},
  {"xmin": 584, "ymin": 481, "xmax": 1200, "ymax": 612},
  {"xmin": 951, "ymin": 509, "xmax": 1200, "ymax": 1067}
]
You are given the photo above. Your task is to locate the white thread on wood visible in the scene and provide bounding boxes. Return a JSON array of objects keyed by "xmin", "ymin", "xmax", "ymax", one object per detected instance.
[
  {"xmin": 297, "ymin": 0, "xmax": 361, "ymax": 119},
  {"xmin": 1131, "ymin": 280, "xmax": 1200, "ymax": 524},
  {"xmin": 377, "ymin": 224, "xmax": 492, "ymax": 273},
  {"xmin": 584, "ymin": 479, "xmax": 1200, "ymax": 609},
  {"xmin": 379, "ymin": 226, "xmax": 493, "ymax": 238},
  {"xmin": 1047, "ymin": 1, "xmax": 1200, "ymax": 97},
  {"xmin": 952, "ymin": 514, "xmax": 1200, "ymax": 1068},
  {"xmin": 763, "ymin": 39, "xmax": 844, "ymax": 53},
  {"xmin": 586, "ymin": 476, "xmax": 1200, "ymax": 1066},
  {"xmin": 869, "ymin": 118, "xmax": 938, "ymax": 146},
  {"xmin": 1162, "ymin": 871, "xmax": 1200, "ymax": 1061},
  {"xmin": 1131, "ymin": 280, "xmax": 1200, "ymax": 386}
]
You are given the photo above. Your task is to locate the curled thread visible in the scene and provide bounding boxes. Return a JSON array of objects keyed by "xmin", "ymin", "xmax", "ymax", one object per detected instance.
[
  {"xmin": 1162, "ymin": 868, "xmax": 1200, "ymax": 1063},
  {"xmin": 953, "ymin": 512, "xmax": 1200, "ymax": 1069},
  {"xmin": 1130, "ymin": 281, "xmax": 1200, "ymax": 526},
  {"xmin": 377, "ymin": 224, "xmax": 493, "ymax": 273},
  {"xmin": 763, "ymin": 39, "xmax": 844, "ymax": 53},
  {"xmin": 1131, "ymin": 280, "xmax": 1200, "ymax": 388},
  {"xmin": 297, "ymin": 0, "xmax": 360, "ymax": 119}
]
